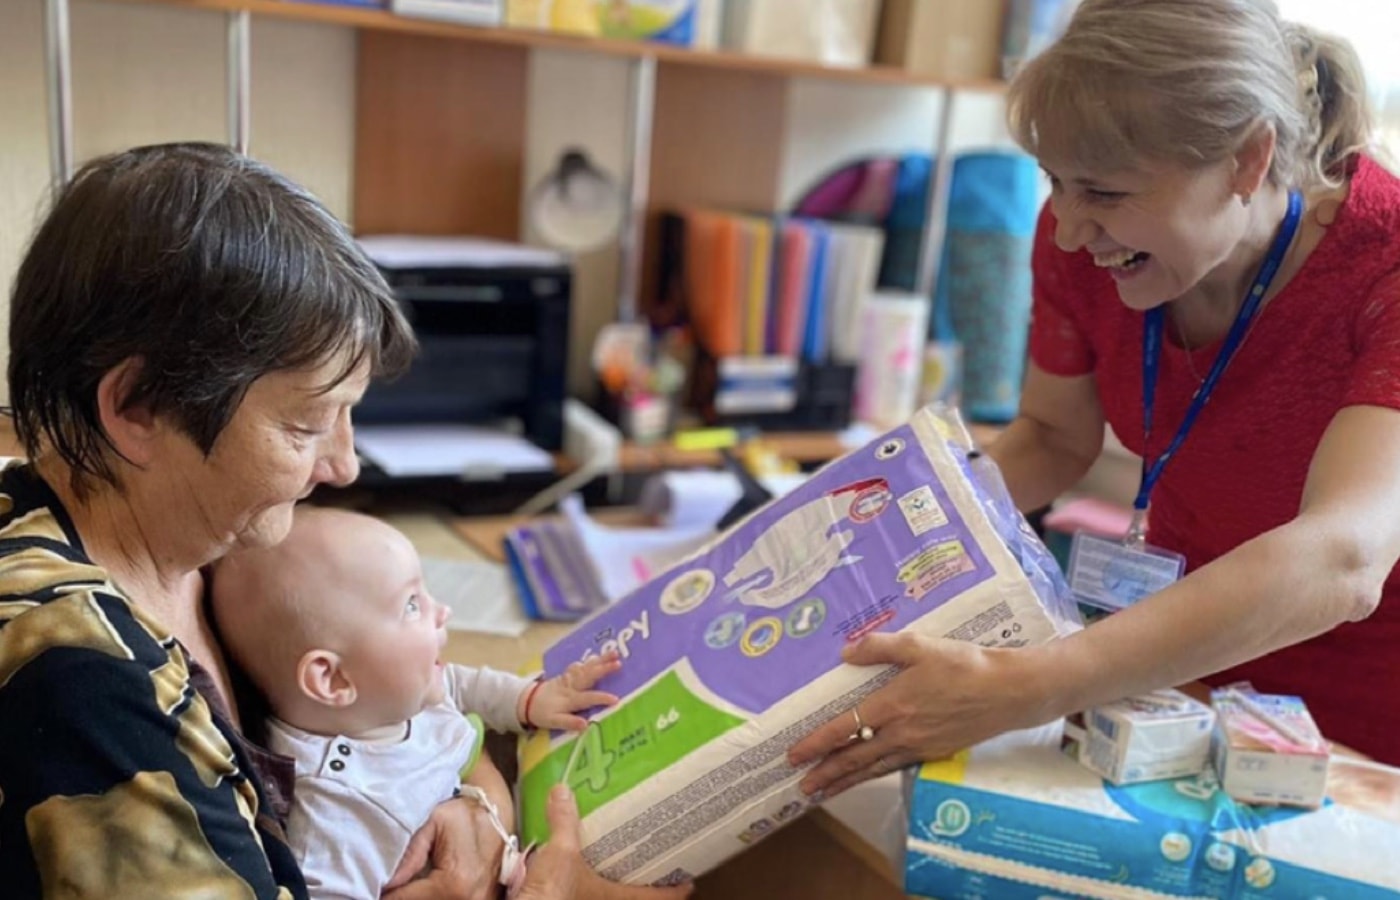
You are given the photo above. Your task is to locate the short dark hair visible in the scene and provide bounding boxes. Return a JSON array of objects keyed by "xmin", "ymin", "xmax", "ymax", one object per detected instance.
[{"xmin": 8, "ymin": 142, "xmax": 416, "ymax": 496}]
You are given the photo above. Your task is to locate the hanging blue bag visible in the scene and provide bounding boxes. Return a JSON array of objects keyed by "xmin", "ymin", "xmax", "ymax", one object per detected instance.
[
  {"xmin": 793, "ymin": 150, "xmax": 1041, "ymax": 423},
  {"xmin": 933, "ymin": 151, "xmax": 1040, "ymax": 423}
]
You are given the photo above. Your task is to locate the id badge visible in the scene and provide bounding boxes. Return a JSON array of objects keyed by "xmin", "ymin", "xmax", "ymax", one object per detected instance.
[{"xmin": 1066, "ymin": 531, "xmax": 1186, "ymax": 612}]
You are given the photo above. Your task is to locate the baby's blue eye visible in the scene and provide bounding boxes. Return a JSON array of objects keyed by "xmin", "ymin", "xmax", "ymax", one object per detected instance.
[{"xmin": 406, "ymin": 596, "xmax": 421, "ymax": 616}]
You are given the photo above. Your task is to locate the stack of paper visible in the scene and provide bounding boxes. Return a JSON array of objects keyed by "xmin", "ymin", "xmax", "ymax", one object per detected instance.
[
  {"xmin": 504, "ymin": 496, "xmax": 711, "ymax": 622},
  {"xmin": 355, "ymin": 424, "xmax": 554, "ymax": 479}
]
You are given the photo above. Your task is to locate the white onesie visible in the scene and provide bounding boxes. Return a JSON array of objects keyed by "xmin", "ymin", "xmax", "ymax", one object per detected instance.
[{"xmin": 268, "ymin": 664, "xmax": 532, "ymax": 900}]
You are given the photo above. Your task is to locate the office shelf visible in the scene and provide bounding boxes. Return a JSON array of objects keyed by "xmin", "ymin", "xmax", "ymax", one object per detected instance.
[
  {"xmin": 57, "ymin": 0, "xmax": 1004, "ymax": 485},
  {"xmin": 78, "ymin": 0, "xmax": 999, "ymax": 327},
  {"xmin": 103, "ymin": 0, "xmax": 1007, "ymax": 93}
]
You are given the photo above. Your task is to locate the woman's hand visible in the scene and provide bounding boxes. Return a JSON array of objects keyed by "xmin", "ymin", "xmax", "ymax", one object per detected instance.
[
  {"xmin": 514, "ymin": 786, "xmax": 582, "ymax": 900},
  {"xmin": 517, "ymin": 786, "xmax": 694, "ymax": 900},
  {"xmin": 382, "ymin": 793, "xmax": 505, "ymax": 900},
  {"xmin": 786, "ymin": 633, "xmax": 1051, "ymax": 798}
]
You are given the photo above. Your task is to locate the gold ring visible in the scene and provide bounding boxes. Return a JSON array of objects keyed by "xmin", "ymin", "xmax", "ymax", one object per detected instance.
[{"xmin": 847, "ymin": 706, "xmax": 875, "ymax": 743}]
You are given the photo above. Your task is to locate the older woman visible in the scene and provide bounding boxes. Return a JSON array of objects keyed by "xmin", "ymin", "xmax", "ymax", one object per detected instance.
[
  {"xmin": 793, "ymin": 0, "xmax": 1400, "ymax": 790},
  {"xmin": 0, "ymin": 144, "xmax": 684, "ymax": 900}
]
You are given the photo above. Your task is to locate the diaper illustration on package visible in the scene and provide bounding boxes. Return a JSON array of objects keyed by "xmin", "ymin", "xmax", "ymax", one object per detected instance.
[
  {"xmin": 519, "ymin": 408, "xmax": 1075, "ymax": 885},
  {"xmin": 722, "ymin": 490, "xmax": 860, "ymax": 611}
]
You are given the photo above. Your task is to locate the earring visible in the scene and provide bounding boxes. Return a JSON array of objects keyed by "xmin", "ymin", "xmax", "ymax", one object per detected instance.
[{"xmin": 1240, "ymin": 192, "xmax": 1253, "ymax": 208}]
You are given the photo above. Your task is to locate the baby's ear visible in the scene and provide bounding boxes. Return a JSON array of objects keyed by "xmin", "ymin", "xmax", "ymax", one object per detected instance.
[{"xmin": 297, "ymin": 650, "xmax": 357, "ymax": 707}]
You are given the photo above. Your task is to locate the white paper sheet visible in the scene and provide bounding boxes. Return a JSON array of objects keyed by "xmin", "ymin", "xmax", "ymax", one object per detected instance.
[
  {"xmin": 420, "ymin": 556, "xmax": 531, "ymax": 637},
  {"xmin": 357, "ymin": 235, "xmax": 565, "ymax": 270},
  {"xmin": 558, "ymin": 496, "xmax": 711, "ymax": 601},
  {"xmin": 637, "ymin": 470, "xmax": 807, "ymax": 529},
  {"xmin": 355, "ymin": 425, "xmax": 554, "ymax": 478}
]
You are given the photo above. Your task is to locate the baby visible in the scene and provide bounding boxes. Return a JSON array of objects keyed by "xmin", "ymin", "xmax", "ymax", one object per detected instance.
[{"xmin": 211, "ymin": 506, "xmax": 618, "ymax": 899}]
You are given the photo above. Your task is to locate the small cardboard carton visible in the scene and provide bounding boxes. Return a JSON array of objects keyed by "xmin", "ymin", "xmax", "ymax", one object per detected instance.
[
  {"xmin": 1211, "ymin": 686, "xmax": 1329, "ymax": 809},
  {"xmin": 1072, "ymin": 689, "xmax": 1215, "ymax": 786},
  {"xmin": 875, "ymin": 0, "xmax": 1008, "ymax": 80}
]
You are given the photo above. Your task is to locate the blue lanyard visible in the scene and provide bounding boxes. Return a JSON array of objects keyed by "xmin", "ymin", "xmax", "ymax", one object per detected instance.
[{"xmin": 1133, "ymin": 189, "xmax": 1303, "ymax": 516}]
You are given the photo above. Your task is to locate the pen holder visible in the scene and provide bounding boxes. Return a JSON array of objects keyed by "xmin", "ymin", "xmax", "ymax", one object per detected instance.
[{"xmin": 596, "ymin": 384, "xmax": 677, "ymax": 445}]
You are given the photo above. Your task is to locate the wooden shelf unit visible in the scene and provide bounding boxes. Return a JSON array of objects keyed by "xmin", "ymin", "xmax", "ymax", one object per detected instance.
[
  {"xmin": 76, "ymin": 0, "xmax": 1005, "ymax": 436},
  {"xmin": 98, "ymin": 0, "xmax": 1007, "ymax": 265},
  {"xmin": 105, "ymin": 0, "xmax": 1008, "ymax": 93}
]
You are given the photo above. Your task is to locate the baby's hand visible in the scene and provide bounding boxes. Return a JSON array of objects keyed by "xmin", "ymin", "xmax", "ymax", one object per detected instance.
[{"xmin": 522, "ymin": 651, "xmax": 622, "ymax": 731}]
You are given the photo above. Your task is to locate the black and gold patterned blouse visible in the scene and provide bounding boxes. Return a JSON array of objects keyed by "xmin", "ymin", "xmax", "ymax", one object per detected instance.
[{"xmin": 0, "ymin": 460, "xmax": 306, "ymax": 899}]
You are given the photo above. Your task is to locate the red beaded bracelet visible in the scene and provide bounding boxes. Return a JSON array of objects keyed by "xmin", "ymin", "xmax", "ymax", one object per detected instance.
[{"xmin": 522, "ymin": 677, "xmax": 545, "ymax": 729}]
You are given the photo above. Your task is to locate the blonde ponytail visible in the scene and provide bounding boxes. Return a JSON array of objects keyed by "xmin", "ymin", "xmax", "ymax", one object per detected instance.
[
  {"xmin": 1007, "ymin": 0, "xmax": 1374, "ymax": 191},
  {"xmin": 1282, "ymin": 22, "xmax": 1372, "ymax": 187}
]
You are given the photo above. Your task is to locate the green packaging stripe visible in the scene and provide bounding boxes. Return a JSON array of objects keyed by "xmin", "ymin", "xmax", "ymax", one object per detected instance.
[{"xmin": 520, "ymin": 671, "xmax": 746, "ymax": 845}]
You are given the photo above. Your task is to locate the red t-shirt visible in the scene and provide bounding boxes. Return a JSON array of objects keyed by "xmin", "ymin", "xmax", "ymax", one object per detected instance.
[{"xmin": 1029, "ymin": 156, "xmax": 1400, "ymax": 763}]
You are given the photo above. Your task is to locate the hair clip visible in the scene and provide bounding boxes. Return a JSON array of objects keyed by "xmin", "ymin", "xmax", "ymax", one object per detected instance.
[{"xmin": 1299, "ymin": 62, "xmax": 1320, "ymax": 96}]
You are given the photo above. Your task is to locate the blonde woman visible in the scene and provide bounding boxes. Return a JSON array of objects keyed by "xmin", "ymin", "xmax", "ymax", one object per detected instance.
[{"xmin": 792, "ymin": 0, "xmax": 1400, "ymax": 788}]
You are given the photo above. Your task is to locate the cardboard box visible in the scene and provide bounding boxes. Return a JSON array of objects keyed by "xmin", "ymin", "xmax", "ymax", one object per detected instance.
[
  {"xmin": 723, "ymin": 0, "xmax": 882, "ymax": 68},
  {"xmin": 907, "ymin": 730, "xmax": 1400, "ymax": 898},
  {"xmin": 875, "ymin": 0, "xmax": 1009, "ymax": 81},
  {"xmin": 1211, "ymin": 688, "xmax": 1330, "ymax": 809},
  {"xmin": 1072, "ymin": 689, "xmax": 1215, "ymax": 785},
  {"xmin": 517, "ymin": 407, "xmax": 1072, "ymax": 884}
]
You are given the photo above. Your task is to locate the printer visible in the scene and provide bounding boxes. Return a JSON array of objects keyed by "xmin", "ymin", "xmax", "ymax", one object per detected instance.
[{"xmin": 355, "ymin": 236, "xmax": 572, "ymax": 456}]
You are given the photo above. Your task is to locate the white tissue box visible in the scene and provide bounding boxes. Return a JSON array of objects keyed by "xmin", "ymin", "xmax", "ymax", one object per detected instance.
[{"xmin": 1074, "ymin": 689, "xmax": 1215, "ymax": 786}]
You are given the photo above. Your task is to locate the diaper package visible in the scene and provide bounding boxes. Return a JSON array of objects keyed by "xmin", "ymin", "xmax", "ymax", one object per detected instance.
[
  {"xmin": 906, "ymin": 729, "xmax": 1400, "ymax": 899},
  {"xmin": 517, "ymin": 406, "xmax": 1078, "ymax": 884}
]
